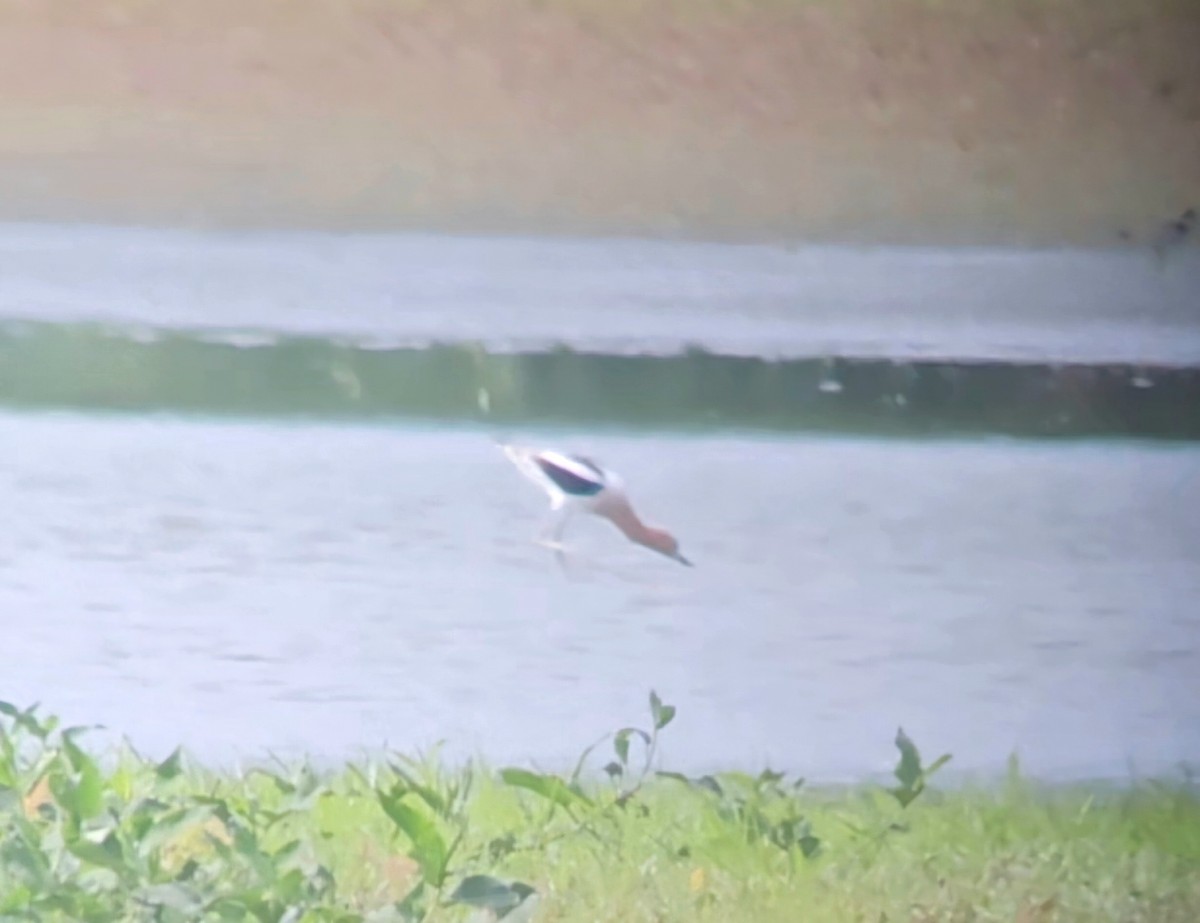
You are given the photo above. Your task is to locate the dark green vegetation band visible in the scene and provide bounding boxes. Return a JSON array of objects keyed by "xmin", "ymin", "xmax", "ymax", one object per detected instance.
[{"xmin": 2, "ymin": 321, "xmax": 1197, "ymax": 439}]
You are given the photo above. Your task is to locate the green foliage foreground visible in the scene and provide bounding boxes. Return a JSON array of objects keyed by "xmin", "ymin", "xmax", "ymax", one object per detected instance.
[{"xmin": 1, "ymin": 695, "xmax": 1198, "ymax": 922}]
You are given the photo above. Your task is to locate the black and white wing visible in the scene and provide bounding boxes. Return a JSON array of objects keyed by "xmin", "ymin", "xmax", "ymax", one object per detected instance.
[{"xmin": 533, "ymin": 451, "xmax": 607, "ymax": 498}]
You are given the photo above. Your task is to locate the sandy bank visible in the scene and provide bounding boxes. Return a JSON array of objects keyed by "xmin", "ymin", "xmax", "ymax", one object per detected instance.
[{"xmin": 1, "ymin": 0, "xmax": 1197, "ymax": 245}]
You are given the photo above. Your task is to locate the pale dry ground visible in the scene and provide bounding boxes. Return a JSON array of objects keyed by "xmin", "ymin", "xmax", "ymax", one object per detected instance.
[{"xmin": 0, "ymin": 0, "xmax": 1197, "ymax": 245}]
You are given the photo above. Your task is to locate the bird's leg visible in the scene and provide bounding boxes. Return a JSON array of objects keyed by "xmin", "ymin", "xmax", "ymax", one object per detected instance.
[
  {"xmin": 537, "ymin": 506, "xmax": 573, "ymax": 550},
  {"xmin": 537, "ymin": 494, "xmax": 571, "ymax": 546},
  {"xmin": 552, "ymin": 543, "xmax": 574, "ymax": 576},
  {"xmin": 550, "ymin": 506, "xmax": 573, "ymax": 545},
  {"xmin": 548, "ymin": 509, "xmax": 584, "ymax": 575},
  {"xmin": 537, "ymin": 509, "xmax": 559, "ymax": 544}
]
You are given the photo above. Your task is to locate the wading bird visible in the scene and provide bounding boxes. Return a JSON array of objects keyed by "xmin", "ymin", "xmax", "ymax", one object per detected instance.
[{"xmin": 497, "ymin": 440, "xmax": 692, "ymax": 567}]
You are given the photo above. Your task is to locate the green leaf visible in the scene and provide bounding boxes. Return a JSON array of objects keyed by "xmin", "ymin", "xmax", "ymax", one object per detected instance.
[
  {"xmin": 0, "ymin": 702, "xmax": 48, "ymax": 739},
  {"xmin": 0, "ymin": 883, "xmax": 33, "ymax": 914},
  {"xmin": 449, "ymin": 875, "xmax": 525, "ymax": 914},
  {"xmin": 568, "ymin": 733, "xmax": 610, "ymax": 785},
  {"xmin": 655, "ymin": 770, "xmax": 722, "ymax": 796},
  {"xmin": 389, "ymin": 768, "xmax": 448, "ymax": 819},
  {"xmin": 257, "ymin": 766, "xmax": 296, "ymax": 796},
  {"xmin": 925, "ymin": 753, "xmax": 953, "ymax": 779},
  {"xmin": 450, "ymin": 877, "xmax": 537, "ymax": 921},
  {"xmin": 715, "ymin": 770, "xmax": 758, "ymax": 793},
  {"xmin": 798, "ymin": 829, "xmax": 822, "ymax": 858},
  {"xmin": 0, "ymin": 786, "xmax": 20, "ymax": 814},
  {"xmin": 275, "ymin": 867, "xmax": 308, "ymax": 904},
  {"xmin": 74, "ymin": 770, "xmax": 106, "ymax": 820},
  {"xmin": 61, "ymin": 728, "xmax": 92, "ymax": 772},
  {"xmin": 108, "ymin": 763, "xmax": 136, "ymax": 803},
  {"xmin": 3, "ymin": 818, "xmax": 51, "ymax": 886},
  {"xmin": 486, "ymin": 833, "xmax": 517, "ymax": 863},
  {"xmin": 156, "ymin": 747, "xmax": 185, "ymax": 781},
  {"xmin": 128, "ymin": 797, "xmax": 171, "ymax": 836},
  {"xmin": 393, "ymin": 880, "xmax": 429, "ymax": 921},
  {"xmin": 377, "ymin": 788, "xmax": 449, "ymax": 887},
  {"xmin": 649, "ymin": 691, "xmax": 676, "ymax": 731},
  {"xmin": 272, "ymin": 839, "xmax": 303, "ymax": 869},
  {"xmin": 205, "ymin": 829, "xmax": 235, "ymax": 862},
  {"xmin": 613, "ymin": 728, "xmax": 649, "ymax": 766},
  {"xmin": 499, "ymin": 768, "xmax": 592, "ymax": 810},
  {"xmin": 207, "ymin": 893, "xmax": 275, "ymax": 922},
  {"xmin": 66, "ymin": 830, "xmax": 127, "ymax": 876},
  {"xmin": 229, "ymin": 825, "xmax": 281, "ymax": 888},
  {"xmin": 889, "ymin": 729, "xmax": 951, "ymax": 808},
  {"xmin": 614, "ymin": 730, "xmax": 630, "ymax": 765},
  {"xmin": 136, "ymin": 883, "xmax": 204, "ymax": 913},
  {"xmin": 500, "ymin": 886, "xmax": 539, "ymax": 922},
  {"xmin": 136, "ymin": 806, "xmax": 213, "ymax": 858},
  {"xmin": 696, "ymin": 775, "xmax": 723, "ymax": 796},
  {"xmin": 345, "ymin": 762, "xmax": 370, "ymax": 786},
  {"xmin": 656, "ymin": 770, "xmax": 691, "ymax": 785},
  {"xmin": 48, "ymin": 770, "xmax": 80, "ymax": 830},
  {"xmin": 294, "ymin": 762, "xmax": 323, "ymax": 799},
  {"xmin": 0, "ymin": 734, "xmax": 15, "ymax": 787},
  {"xmin": 58, "ymin": 743, "xmax": 105, "ymax": 821},
  {"xmin": 893, "ymin": 727, "xmax": 922, "ymax": 790}
]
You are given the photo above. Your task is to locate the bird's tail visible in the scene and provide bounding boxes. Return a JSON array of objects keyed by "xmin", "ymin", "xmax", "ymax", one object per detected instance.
[
  {"xmin": 491, "ymin": 433, "xmax": 524, "ymax": 465},
  {"xmin": 491, "ymin": 433, "xmax": 518, "ymax": 453},
  {"xmin": 492, "ymin": 437, "xmax": 545, "ymax": 486}
]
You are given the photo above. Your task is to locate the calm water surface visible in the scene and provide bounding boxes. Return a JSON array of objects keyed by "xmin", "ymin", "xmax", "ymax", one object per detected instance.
[
  {"xmin": 3, "ymin": 412, "xmax": 1197, "ymax": 781},
  {"xmin": 2, "ymin": 222, "xmax": 1198, "ymax": 362},
  {"xmin": 2, "ymin": 223, "xmax": 1198, "ymax": 780}
]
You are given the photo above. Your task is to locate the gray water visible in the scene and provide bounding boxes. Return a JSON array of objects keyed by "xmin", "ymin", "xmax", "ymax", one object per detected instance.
[
  {"xmin": 2, "ymin": 222, "xmax": 1199, "ymax": 362},
  {"xmin": 1, "ymin": 222, "xmax": 1199, "ymax": 782},
  {"xmin": 3, "ymin": 412, "xmax": 1198, "ymax": 781}
]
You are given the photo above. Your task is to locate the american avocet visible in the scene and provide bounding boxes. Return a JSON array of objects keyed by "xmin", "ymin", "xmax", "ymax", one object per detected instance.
[{"xmin": 497, "ymin": 440, "xmax": 692, "ymax": 567}]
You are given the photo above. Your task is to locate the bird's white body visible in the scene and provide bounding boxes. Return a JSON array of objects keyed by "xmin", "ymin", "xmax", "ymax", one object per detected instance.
[
  {"xmin": 500, "ymin": 445, "xmax": 623, "ymax": 512},
  {"xmin": 496, "ymin": 439, "xmax": 691, "ymax": 566}
]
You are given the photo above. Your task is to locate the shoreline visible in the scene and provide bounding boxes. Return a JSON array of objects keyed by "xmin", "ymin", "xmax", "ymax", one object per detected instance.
[
  {"xmin": 5, "ymin": 321, "xmax": 1200, "ymax": 440},
  {"xmin": 0, "ymin": 211, "xmax": 1188, "ymax": 253}
]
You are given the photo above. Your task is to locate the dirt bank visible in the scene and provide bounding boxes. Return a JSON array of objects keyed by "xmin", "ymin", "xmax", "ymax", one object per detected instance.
[{"xmin": 1, "ymin": 0, "xmax": 1197, "ymax": 245}]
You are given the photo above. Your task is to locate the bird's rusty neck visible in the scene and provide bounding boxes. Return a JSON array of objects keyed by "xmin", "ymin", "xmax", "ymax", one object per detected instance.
[
  {"xmin": 604, "ymin": 503, "xmax": 676, "ymax": 558},
  {"xmin": 604, "ymin": 502, "xmax": 652, "ymax": 544}
]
